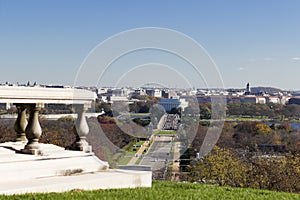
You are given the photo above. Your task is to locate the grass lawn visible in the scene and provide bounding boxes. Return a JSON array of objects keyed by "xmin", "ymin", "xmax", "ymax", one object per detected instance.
[
  {"xmin": 225, "ymin": 115, "xmax": 270, "ymax": 121},
  {"xmin": 0, "ymin": 110, "xmax": 8, "ymax": 115},
  {"xmin": 1, "ymin": 181, "xmax": 300, "ymax": 200},
  {"xmin": 116, "ymin": 152, "xmax": 135, "ymax": 165},
  {"xmin": 156, "ymin": 130, "xmax": 177, "ymax": 135},
  {"xmin": 134, "ymin": 155, "xmax": 143, "ymax": 164}
]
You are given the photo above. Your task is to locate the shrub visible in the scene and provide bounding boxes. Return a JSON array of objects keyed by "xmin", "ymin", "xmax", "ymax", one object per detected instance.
[{"xmin": 254, "ymin": 123, "xmax": 272, "ymax": 135}]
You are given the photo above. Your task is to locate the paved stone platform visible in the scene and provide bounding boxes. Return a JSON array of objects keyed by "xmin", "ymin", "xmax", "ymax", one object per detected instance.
[{"xmin": 0, "ymin": 142, "xmax": 152, "ymax": 195}]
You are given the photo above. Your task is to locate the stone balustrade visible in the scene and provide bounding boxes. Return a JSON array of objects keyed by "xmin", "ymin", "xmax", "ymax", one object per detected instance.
[{"xmin": 0, "ymin": 86, "xmax": 97, "ymax": 155}]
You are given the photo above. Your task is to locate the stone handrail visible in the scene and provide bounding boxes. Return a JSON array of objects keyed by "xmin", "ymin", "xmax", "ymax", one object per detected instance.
[
  {"xmin": 0, "ymin": 86, "xmax": 97, "ymax": 155},
  {"xmin": 0, "ymin": 86, "xmax": 96, "ymax": 105}
]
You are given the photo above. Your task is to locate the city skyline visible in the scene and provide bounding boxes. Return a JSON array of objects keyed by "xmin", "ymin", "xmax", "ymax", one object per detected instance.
[{"xmin": 1, "ymin": 1, "xmax": 300, "ymax": 89}]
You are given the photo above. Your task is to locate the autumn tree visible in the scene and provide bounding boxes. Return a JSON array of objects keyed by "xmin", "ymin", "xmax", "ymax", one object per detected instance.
[
  {"xmin": 188, "ymin": 146, "xmax": 247, "ymax": 187},
  {"xmin": 254, "ymin": 123, "xmax": 272, "ymax": 135}
]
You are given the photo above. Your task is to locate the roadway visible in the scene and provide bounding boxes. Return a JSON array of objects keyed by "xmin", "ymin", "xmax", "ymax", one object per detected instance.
[{"xmin": 140, "ymin": 135, "xmax": 174, "ymax": 171}]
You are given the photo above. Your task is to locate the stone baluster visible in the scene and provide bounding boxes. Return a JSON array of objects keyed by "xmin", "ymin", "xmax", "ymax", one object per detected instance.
[
  {"xmin": 22, "ymin": 103, "xmax": 42, "ymax": 154},
  {"xmin": 70, "ymin": 104, "xmax": 91, "ymax": 152},
  {"xmin": 14, "ymin": 104, "xmax": 28, "ymax": 142}
]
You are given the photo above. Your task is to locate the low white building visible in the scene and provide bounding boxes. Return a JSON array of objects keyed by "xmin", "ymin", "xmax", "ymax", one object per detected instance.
[
  {"xmin": 110, "ymin": 96, "xmax": 129, "ymax": 103},
  {"xmin": 158, "ymin": 98, "xmax": 189, "ymax": 112},
  {"xmin": 146, "ymin": 89, "xmax": 162, "ymax": 97},
  {"xmin": 267, "ymin": 96, "xmax": 280, "ymax": 104},
  {"xmin": 241, "ymin": 96, "xmax": 266, "ymax": 104}
]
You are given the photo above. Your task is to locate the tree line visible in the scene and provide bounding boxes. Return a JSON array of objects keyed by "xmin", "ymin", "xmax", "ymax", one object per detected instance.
[
  {"xmin": 185, "ymin": 146, "xmax": 300, "ymax": 193},
  {"xmin": 96, "ymin": 100, "xmax": 300, "ymax": 120},
  {"xmin": 179, "ymin": 120, "xmax": 300, "ymax": 193}
]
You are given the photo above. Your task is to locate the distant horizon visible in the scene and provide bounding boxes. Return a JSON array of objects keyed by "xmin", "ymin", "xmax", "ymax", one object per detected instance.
[{"xmin": 1, "ymin": 81, "xmax": 300, "ymax": 91}]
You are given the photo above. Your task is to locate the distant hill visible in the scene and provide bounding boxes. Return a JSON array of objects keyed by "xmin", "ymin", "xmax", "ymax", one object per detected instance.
[{"xmin": 250, "ymin": 87, "xmax": 282, "ymax": 94}]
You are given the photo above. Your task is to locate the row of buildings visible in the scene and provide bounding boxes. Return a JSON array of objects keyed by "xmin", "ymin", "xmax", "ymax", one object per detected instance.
[
  {"xmin": 1, "ymin": 82, "xmax": 300, "ymax": 113},
  {"xmin": 97, "ymin": 83, "xmax": 300, "ymax": 112}
]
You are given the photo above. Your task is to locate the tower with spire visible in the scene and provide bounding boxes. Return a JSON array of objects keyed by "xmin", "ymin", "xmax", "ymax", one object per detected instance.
[{"xmin": 245, "ymin": 82, "xmax": 251, "ymax": 95}]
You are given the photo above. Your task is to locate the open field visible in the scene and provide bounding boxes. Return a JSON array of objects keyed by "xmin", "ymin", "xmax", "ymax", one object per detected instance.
[
  {"xmin": 1, "ymin": 181, "xmax": 300, "ymax": 200},
  {"xmin": 156, "ymin": 130, "xmax": 177, "ymax": 135}
]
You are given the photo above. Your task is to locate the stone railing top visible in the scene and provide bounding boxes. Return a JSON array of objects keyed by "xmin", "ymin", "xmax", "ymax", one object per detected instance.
[{"xmin": 0, "ymin": 86, "xmax": 96, "ymax": 106}]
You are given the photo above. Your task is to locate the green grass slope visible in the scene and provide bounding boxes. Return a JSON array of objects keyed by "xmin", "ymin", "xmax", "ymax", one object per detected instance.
[{"xmin": 1, "ymin": 181, "xmax": 300, "ymax": 200}]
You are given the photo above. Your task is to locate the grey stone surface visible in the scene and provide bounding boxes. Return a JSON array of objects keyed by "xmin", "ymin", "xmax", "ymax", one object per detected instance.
[{"xmin": 0, "ymin": 142, "xmax": 152, "ymax": 195}]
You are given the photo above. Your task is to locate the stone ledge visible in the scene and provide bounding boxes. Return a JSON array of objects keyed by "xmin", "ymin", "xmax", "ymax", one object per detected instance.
[
  {"xmin": 0, "ymin": 169, "xmax": 152, "ymax": 195},
  {"xmin": 0, "ymin": 142, "xmax": 152, "ymax": 195}
]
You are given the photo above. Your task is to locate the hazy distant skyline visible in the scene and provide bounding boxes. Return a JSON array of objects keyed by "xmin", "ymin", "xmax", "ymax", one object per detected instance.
[{"xmin": 1, "ymin": 1, "xmax": 300, "ymax": 90}]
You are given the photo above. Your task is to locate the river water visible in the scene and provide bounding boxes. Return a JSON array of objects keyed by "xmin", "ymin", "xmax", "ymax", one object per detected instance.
[{"xmin": 264, "ymin": 121, "xmax": 300, "ymax": 131}]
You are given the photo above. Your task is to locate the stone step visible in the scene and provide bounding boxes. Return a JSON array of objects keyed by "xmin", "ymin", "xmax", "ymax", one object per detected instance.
[
  {"xmin": 0, "ymin": 142, "xmax": 152, "ymax": 195},
  {"xmin": 0, "ymin": 142, "xmax": 109, "ymax": 182},
  {"xmin": 0, "ymin": 155, "xmax": 108, "ymax": 182},
  {"xmin": 0, "ymin": 169, "xmax": 152, "ymax": 195}
]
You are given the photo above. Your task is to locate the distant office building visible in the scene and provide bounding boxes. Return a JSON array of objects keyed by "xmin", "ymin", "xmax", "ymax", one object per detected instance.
[
  {"xmin": 256, "ymin": 96, "xmax": 266, "ymax": 104},
  {"xmin": 226, "ymin": 96, "xmax": 266, "ymax": 104},
  {"xmin": 161, "ymin": 90, "xmax": 178, "ymax": 99},
  {"xmin": 242, "ymin": 96, "xmax": 266, "ymax": 104},
  {"xmin": 132, "ymin": 88, "xmax": 146, "ymax": 96},
  {"xmin": 112, "ymin": 88, "xmax": 131, "ymax": 96},
  {"xmin": 98, "ymin": 88, "xmax": 108, "ymax": 94},
  {"xmin": 288, "ymin": 97, "xmax": 300, "ymax": 105},
  {"xmin": 146, "ymin": 89, "xmax": 162, "ymax": 97},
  {"xmin": 266, "ymin": 96, "xmax": 280, "ymax": 104},
  {"xmin": 110, "ymin": 96, "xmax": 129, "ymax": 103},
  {"xmin": 280, "ymin": 96, "xmax": 291, "ymax": 104}
]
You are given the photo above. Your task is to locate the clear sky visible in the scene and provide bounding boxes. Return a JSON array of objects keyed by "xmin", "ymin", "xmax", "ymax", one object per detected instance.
[{"xmin": 1, "ymin": 0, "xmax": 300, "ymax": 89}]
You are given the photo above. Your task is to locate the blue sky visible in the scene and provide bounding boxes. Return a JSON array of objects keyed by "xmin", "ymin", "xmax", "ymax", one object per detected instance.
[{"xmin": 1, "ymin": 1, "xmax": 300, "ymax": 89}]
